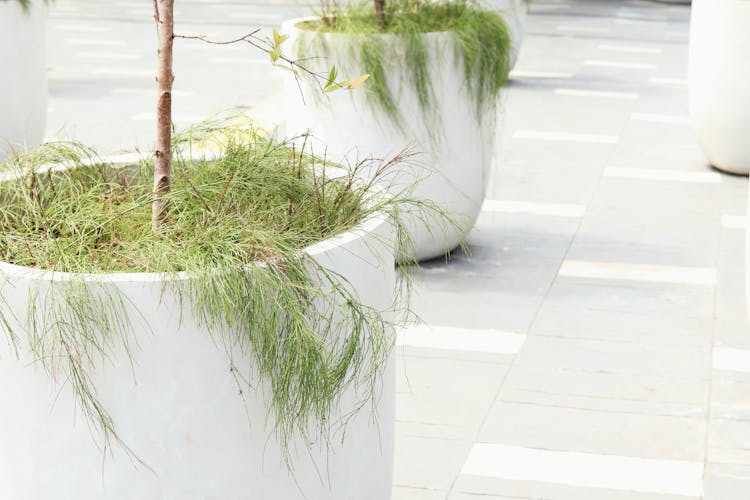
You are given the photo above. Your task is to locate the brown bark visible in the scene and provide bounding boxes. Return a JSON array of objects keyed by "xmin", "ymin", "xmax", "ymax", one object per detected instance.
[
  {"xmin": 375, "ymin": 0, "xmax": 385, "ymax": 30},
  {"xmin": 152, "ymin": 0, "xmax": 175, "ymax": 231}
]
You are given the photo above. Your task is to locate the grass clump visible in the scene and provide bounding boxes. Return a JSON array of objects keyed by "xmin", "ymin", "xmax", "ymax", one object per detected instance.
[
  {"xmin": 0, "ymin": 122, "xmax": 420, "ymax": 464},
  {"xmin": 0, "ymin": 132, "xmax": 368, "ymax": 273},
  {"xmin": 299, "ymin": 0, "xmax": 512, "ymax": 129}
]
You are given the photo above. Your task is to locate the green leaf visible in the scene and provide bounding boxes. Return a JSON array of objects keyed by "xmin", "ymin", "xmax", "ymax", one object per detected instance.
[{"xmin": 272, "ymin": 29, "xmax": 289, "ymax": 47}]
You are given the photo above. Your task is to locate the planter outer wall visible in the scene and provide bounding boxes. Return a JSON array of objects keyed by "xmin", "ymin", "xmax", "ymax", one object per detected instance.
[
  {"xmin": 282, "ymin": 21, "xmax": 503, "ymax": 261},
  {"xmin": 688, "ymin": 0, "xmax": 750, "ymax": 174},
  {"xmin": 0, "ymin": 1, "xmax": 47, "ymax": 159},
  {"xmin": 0, "ymin": 213, "xmax": 397, "ymax": 500}
]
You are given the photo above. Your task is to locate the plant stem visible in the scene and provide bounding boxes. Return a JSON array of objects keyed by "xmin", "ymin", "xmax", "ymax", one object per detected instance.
[
  {"xmin": 152, "ymin": 0, "xmax": 175, "ymax": 231},
  {"xmin": 374, "ymin": 0, "xmax": 386, "ymax": 30}
]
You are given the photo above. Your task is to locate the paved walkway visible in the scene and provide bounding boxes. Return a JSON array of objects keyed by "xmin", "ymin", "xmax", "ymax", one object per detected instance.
[
  {"xmin": 44, "ymin": 0, "xmax": 750, "ymax": 499},
  {"xmin": 397, "ymin": 1, "xmax": 750, "ymax": 499}
]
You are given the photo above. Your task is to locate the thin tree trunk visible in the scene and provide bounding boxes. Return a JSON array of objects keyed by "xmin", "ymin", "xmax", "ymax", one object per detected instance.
[
  {"xmin": 375, "ymin": 0, "xmax": 385, "ymax": 30},
  {"xmin": 152, "ymin": 0, "xmax": 175, "ymax": 231}
]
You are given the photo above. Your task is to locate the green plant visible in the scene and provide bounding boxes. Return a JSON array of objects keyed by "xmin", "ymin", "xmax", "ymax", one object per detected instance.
[
  {"xmin": 0, "ymin": 121, "xmax": 434, "ymax": 463},
  {"xmin": 301, "ymin": 0, "xmax": 512, "ymax": 130}
]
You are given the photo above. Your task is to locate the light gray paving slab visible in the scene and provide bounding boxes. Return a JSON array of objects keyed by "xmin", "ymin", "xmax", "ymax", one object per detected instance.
[
  {"xmin": 448, "ymin": 492, "xmax": 527, "ymax": 500},
  {"xmin": 703, "ymin": 463, "xmax": 750, "ymax": 500},
  {"xmin": 395, "ymin": 345, "xmax": 518, "ymax": 365},
  {"xmin": 453, "ymin": 475, "xmax": 700, "ymax": 500},
  {"xmin": 532, "ymin": 305, "xmax": 714, "ymax": 346},
  {"xmin": 573, "ymin": 209, "xmax": 722, "ymax": 253},
  {"xmin": 392, "ymin": 486, "xmax": 447, "ymax": 500},
  {"xmin": 395, "ymin": 420, "xmax": 480, "ymax": 443},
  {"xmin": 409, "ymin": 288, "xmax": 540, "ymax": 333},
  {"xmin": 586, "ymin": 177, "xmax": 729, "ymax": 218},
  {"xmin": 710, "ymin": 372, "xmax": 750, "ymax": 422},
  {"xmin": 541, "ymin": 280, "xmax": 716, "ymax": 321},
  {"xmin": 393, "ymin": 436, "xmax": 474, "ymax": 491},
  {"xmin": 397, "ymin": 356, "xmax": 510, "ymax": 400},
  {"xmin": 478, "ymin": 402, "xmax": 706, "ymax": 461},
  {"xmin": 500, "ymin": 363, "xmax": 709, "ymax": 417},
  {"xmin": 708, "ymin": 418, "xmax": 750, "ymax": 466},
  {"xmin": 395, "ymin": 394, "xmax": 491, "ymax": 440},
  {"xmin": 514, "ymin": 334, "xmax": 711, "ymax": 380}
]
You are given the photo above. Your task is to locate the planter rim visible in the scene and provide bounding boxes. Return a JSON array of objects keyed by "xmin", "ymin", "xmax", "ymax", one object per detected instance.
[{"xmin": 0, "ymin": 151, "xmax": 391, "ymax": 284}]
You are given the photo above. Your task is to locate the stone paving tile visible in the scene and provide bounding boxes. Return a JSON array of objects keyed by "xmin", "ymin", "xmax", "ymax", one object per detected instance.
[
  {"xmin": 393, "ymin": 436, "xmax": 474, "ymax": 491},
  {"xmin": 397, "ymin": 356, "xmax": 510, "ymax": 400},
  {"xmin": 395, "ymin": 344, "xmax": 519, "ymax": 365},
  {"xmin": 395, "ymin": 355, "xmax": 510, "ymax": 438},
  {"xmin": 573, "ymin": 209, "xmax": 722, "ymax": 253},
  {"xmin": 448, "ymin": 493, "xmax": 527, "ymax": 500},
  {"xmin": 714, "ymin": 319, "xmax": 750, "ymax": 351},
  {"xmin": 606, "ymin": 145, "xmax": 710, "ymax": 172},
  {"xmin": 409, "ymin": 288, "xmax": 540, "ymax": 333},
  {"xmin": 703, "ymin": 463, "xmax": 750, "ymax": 500},
  {"xmin": 565, "ymin": 239, "xmax": 718, "ymax": 269},
  {"xmin": 708, "ymin": 418, "xmax": 750, "ymax": 466},
  {"xmin": 479, "ymin": 402, "xmax": 706, "ymax": 461},
  {"xmin": 395, "ymin": 420, "xmax": 481, "ymax": 443},
  {"xmin": 452, "ymin": 475, "xmax": 700, "ymax": 500},
  {"xmin": 500, "ymin": 364, "xmax": 708, "ymax": 417},
  {"xmin": 717, "ymin": 244, "xmax": 749, "ymax": 325},
  {"xmin": 539, "ymin": 280, "xmax": 716, "ymax": 323},
  {"xmin": 586, "ymin": 178, "xmax": 730, "ymax": 218},
  {"xmin": 488, "ymin": 154, "xmax": 603, "ymax": 205},
  {"xmin": 514, "ymin": 334, "xmax": 711, "ymax": 380},
  {"xmin": 392, "ymin": 486, "xmax": 447, "ymax": 500},
  {"xmin": 395, "ymin": 391, "xmax": 493, "ymax": 433},
  {"xmin": 532, "ymin": 305, "xmax": 713, "ymax": 346},
  {"xmin": 500, "ymin": 91, "xmax": 636, "ymax": 135},
  {"xmin": 471, "ymin": 215, "xmax": 580, "ymax": 252},
  {"xmin": 711, "ymin": 372, "xmax": 750, "ymax": 422}
]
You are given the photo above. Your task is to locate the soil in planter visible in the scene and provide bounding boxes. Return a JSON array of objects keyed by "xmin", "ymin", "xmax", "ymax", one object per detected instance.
[{"xmin": 299, "ymin": 0, "xmax": 512, "ymax": 126}]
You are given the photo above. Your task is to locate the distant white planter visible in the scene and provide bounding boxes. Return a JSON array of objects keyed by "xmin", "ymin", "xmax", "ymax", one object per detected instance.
[
  {"xmin": 482, "ymin": 0, "xmax": 527, "ymax": 69},
  {"xmin": 0, "ymin": 201, "xmax": 397, "ymax": 500},
  {"xmin": 283, "ymin": 19, "xmax": 503, "ymax": 261},
  {"xmin": 688, "ymin": 0, "xmax": 750, "ymax": 175},
  {"xmin": 0, "ymin": 1, "xmax": 47, "ymax": 159}
]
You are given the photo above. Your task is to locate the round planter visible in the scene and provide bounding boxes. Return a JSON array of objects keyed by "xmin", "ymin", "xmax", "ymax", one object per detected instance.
[
  {"xmin": 481, "ymin": 0, "xmax": 527, "ymax": 69},
  {"xmin": 0, "ymin": 0, "xmax": 47, "ymax": 159},
  {"xmin": 0, "ymin": 183, "xmax": 397, "ymax": 500},
  {"xmin": 688, "ymin": 0, "xmax": 750, "ymax": 175},
  {"xmin": 283, "ymin": 19, "xmax": 502, "ymax": 261}
]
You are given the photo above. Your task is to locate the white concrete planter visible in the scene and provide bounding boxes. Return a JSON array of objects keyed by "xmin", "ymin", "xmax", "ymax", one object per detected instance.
[
  {"xmin": 688, "ymin": 0, "xmax": 750, "ymax": 175},
  {"xmin": 283, "ymin": 19, "xmax": 501, "ymax": 261},
  {"xmin": 482, "ymin": 0, "xmax": 527, "ymax": 69},
  {"xmin": 0, "ymin": 0, "xmax": 47, "ymax": 159},
  {"xmin": 0, "ymin": 189, "xmax": 397, "ymax": 499}
]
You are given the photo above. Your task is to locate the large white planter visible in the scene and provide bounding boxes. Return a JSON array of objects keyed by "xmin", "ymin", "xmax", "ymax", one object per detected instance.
[
  {"xmin": 0, "ymin": 206, "xmax": 396, "ymax": 499},
  {"xmin": 283, "ymin": 20, "xmax": 502, "ymax": 261},
  {"xmin": 0, "ymin": 0, "xmax": 47, "ymax": 159},
  {"xmin": 688, "ymin": 0, "xmax": 750, "ymax": 175}
]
